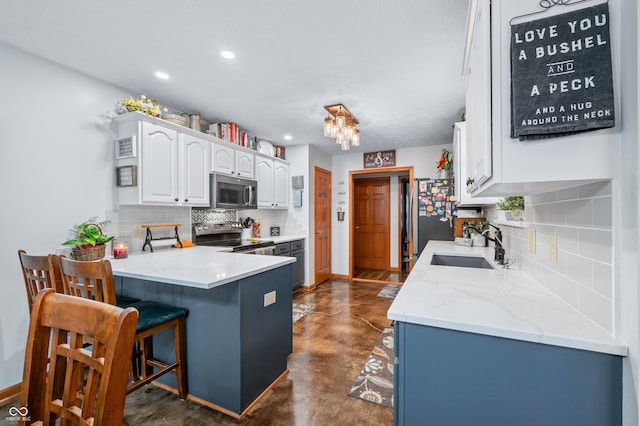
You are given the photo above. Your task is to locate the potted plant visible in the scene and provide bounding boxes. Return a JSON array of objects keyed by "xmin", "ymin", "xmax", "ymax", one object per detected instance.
[
  {"xmin": 436, "ymin": 149, "xmax": 452, "ymax": 179},
  {"xmin": 467, "ymin": 221, "xmax": 489, "ymax": 247},
  {"xmin": 62, "ymin": 217, "xmax": 115, "ymax": 261},
  {"xmin": 497, "ymin": 196, "xmax": 525, "ymax": 221}
]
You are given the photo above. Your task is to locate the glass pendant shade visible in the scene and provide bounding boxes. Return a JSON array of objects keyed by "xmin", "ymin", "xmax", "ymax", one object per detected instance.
[
  {"xmin": 344, "ymin": 125, "xmax": 354, "ymax": 140},
  {"xmin": 330, "ymin": 122, "xmax": 337, "ymax": 138},
  {"xmin": 336, "ymin": 114, "xmax": 346, "ymax": 130},
  {"xmin": 336, "ymin": 131, "xmax": 344, "ymax": 145},
  {"xmin": 341, "ymin": 139, "xmax": 350, "ymax": 150},
  {"xmin": 324, "ymin": 117, "xmax": 333, "ymax": 137},
  {"xmin": 352, "ymin": 130, "xmax": 360, "ymax": 146}
]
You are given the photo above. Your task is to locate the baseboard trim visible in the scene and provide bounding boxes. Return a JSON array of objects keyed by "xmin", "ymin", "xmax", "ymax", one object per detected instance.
[
  {"xmin": 352, "ymin": 277, "xmax": 404, "ymax": 285},
  {"xmin": 0, "ymin": 382, "xmax": 21, "ymax": 405},
  {"xmin": 331, "ymin": 274, "xmax": 349, "ymax": 281}
]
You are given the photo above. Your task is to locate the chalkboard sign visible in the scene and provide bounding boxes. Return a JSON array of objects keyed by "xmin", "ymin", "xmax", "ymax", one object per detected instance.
[
  {"xmin": 510, "ymin": 2, "xmax": 614, "ymax": 140},
  {"xmin": 364, "ymin": 150, "xmax": 396, "ymax": 168}
]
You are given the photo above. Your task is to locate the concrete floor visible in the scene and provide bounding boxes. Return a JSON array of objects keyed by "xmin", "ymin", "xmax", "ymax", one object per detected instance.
[{"xmin": 2, "ymin": 279, "xmax": 395, "ymax": 425}]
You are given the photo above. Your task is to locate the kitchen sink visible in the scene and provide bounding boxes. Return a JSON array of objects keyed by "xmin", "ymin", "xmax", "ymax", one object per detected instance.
[{"xmin": 430, "ymin": 254, "xmax": 494, "ymax": 269}]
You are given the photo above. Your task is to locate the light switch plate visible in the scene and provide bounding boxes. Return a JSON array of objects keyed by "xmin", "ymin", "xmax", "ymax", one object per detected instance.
[
  {"xmin": 528, "ymin": 229, "xmax": 536, "ymax": 253},
  {"xmin": 264, "ymin": 291, "xmax": 276, "ymax": 307},
  {"xmin": 548, "ymin": 232, "xmax": 558, "ymax": 263}
]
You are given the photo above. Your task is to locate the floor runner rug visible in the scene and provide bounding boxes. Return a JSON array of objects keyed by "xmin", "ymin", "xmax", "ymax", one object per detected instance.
[
  {"xmin": 377, "ymin": 284, "xmax": 401, "ymax": 299},
  {"xmin": 292, "ymin": 303, "xmax": 315, "ymax": 323},
  {"xmin": 348, "ymin": 328, "xmax": 394, "ymax": 408}
]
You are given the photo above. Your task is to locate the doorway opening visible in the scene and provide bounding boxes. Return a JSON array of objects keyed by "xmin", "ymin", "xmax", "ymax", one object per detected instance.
[{"xmin": 349, "ymin": 167, "xmax": 414, "ymax": 284}]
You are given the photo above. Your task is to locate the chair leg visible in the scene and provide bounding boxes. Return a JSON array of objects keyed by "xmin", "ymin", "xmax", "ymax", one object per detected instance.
[
  {"xmin": 174, "ymin": 317, "xmax": 187, "ymax": 400},
  {"xmin": 142, "ymin": 336, "xmax": 153, "ymax": 378}
]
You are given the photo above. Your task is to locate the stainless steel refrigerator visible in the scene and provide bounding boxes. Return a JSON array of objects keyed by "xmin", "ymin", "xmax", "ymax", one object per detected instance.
[{"xmin": 411, "ymin": 178, "xmax": 455, "ymax": 257}]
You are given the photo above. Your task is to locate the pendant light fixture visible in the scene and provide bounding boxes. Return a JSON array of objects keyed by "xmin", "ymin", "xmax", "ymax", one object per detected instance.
[{"xmin": 323, "ymin": 104, "xmax": 360, "ymax": 150}]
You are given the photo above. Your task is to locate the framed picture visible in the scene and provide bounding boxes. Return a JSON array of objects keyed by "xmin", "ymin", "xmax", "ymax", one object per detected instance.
[
  {"xmin": 116, "ymin": 165, "xmax": 137, "ymax": 187},
  {"xmin": 115, "ymin": 136, "xmax": 136, "ymax": 159}
]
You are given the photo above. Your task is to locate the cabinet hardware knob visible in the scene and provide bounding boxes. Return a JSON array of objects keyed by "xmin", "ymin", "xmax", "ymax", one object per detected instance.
[
  {"xmin": 184, "ymin": 199, "xmax": 188, "ymax": 202},
  {"xmin": 174, "ymin": 198, "xmax": 179, "ymax": 202}
]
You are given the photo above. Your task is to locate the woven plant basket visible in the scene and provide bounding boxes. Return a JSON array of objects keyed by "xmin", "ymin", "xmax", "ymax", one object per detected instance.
[{"xmin": 72, "ymin": 244, "xmax": 106, "ymax": 261}]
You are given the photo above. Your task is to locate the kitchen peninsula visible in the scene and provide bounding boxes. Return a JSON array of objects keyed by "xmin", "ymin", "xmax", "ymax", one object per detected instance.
[
  {"xmin": 389, "ymin": 241, "xmax": 627, "ymax": 426},
  {"xmin": 110, "ymin": 246, "xmax": 296, "ymax": 418}
]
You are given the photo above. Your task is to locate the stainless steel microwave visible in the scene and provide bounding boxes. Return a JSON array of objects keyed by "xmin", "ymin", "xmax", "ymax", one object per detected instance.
[{"xmin": 210, "ymin": 174, "xmax": 257, "ymax": 209}]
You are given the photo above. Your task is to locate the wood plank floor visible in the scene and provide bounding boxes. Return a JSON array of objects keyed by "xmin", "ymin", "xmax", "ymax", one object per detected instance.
[{"xmin": 1, "ymin": 280, "xmax": 395, "ymax": 425}]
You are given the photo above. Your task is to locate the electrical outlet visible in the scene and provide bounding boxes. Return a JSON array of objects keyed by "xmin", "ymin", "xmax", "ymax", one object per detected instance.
[
  {"xmin": 548, "ymin": 232, "xmax": 558, "ymax": 263},
  {"xmin": 264, "ymin": 291, "xmax": 276, "ymax": 307},
  {"xmin": 528, "ymin": 229, "xmax": 536, "ymax": 253},
  {"xmin": 133, "ymin": 224, "xmax": 143, "ymax": 238}
]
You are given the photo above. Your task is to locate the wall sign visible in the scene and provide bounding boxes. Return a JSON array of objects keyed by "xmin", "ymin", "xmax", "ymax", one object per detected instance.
[
  {"xmin": 364, "ymin": 150, "xmax": 396, "ymax": 169},
  {"xmin": 115, "ymin": 136, "xmax": 136, "ymax": 159},
  {"xmin": 510, "ymin": 2, "xmax": 614, "ymax": 140},
  {"xmin": 116, "ymin": 165, "xmax": 137, "ymax": 187}
]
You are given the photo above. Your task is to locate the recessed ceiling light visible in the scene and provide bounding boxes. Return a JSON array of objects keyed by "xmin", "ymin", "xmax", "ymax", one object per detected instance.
[
  {"xmin": 284, "ymin": 135, "xmax": 292, "ymax": 141},
  {"xmin": 221, "ymin": 50, "xmax": 235, "ymax": 59},
  {"xmin": 155, "ymin": 71, "xmax": 170, "ymax": 80}
]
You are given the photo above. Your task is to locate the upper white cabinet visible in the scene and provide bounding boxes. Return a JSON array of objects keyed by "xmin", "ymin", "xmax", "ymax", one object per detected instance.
[
  {"xmin": 211, "ymin": 142, "xmax": 255, "ymax": 179},
  {"xmin": 255, "ymin": 155, "xmax": 289, "ymax": 209},
  {"xmin": 113, "ymin": 113, "xmax": 210, "ymax": 206},
  {"xmin": 463, "ymin": 0, "xmax": 620, "ymax": 196},
  {"xmin": 452, "ymin": 122, "xmax": 499, "ymax": 206}
]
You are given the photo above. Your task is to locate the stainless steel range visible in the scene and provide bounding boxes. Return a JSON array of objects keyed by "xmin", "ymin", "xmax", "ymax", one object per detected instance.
[{"xmin": 192, "ymin": 221, "xmax": 275, "ymax": 254}]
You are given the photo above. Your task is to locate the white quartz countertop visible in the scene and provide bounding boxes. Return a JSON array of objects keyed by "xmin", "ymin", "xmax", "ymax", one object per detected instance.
[
  {"xmin": 109, "ymin": 246, "xmax": 295, "ymax": 290},
  {"xmin": 388, "ymin": 241, "xmax": 628, "ymax": 356}
]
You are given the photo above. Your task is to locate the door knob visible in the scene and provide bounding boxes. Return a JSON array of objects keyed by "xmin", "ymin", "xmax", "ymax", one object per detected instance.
[{"xmin": 355, "ymin": 226, "xmax": 360, "ymax": 230}]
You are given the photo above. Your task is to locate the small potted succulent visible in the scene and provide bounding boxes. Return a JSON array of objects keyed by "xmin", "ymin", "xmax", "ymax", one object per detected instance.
[
  {"xmin": 467, "ymin": 221, "xmax": 489, "ymax": 247},
  {"xmin": 497, "ymin": 196, "xmax": 525, "ymax": 221},
  {"xmin": 62, "ymin": 217, "xmax": 115, "ymax": 261}
]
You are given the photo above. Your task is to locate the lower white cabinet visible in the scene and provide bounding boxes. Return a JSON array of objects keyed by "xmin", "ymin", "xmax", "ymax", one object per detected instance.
[
  {"xmin": 256, "ymin": 155, "xmax": 289, "ymax": 209},
  {"xmin": 114, "ymin": 113, "xmax": 210, "ymax": 206}
]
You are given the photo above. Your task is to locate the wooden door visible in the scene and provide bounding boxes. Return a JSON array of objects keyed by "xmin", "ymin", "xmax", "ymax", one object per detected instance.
[
  {"xmin": 354, "ymin": 178, "xmax": 390, "ymax": 269},
  {"xmin": 314, "ymin": 167, "xmax": 331, "ymax": 285}
]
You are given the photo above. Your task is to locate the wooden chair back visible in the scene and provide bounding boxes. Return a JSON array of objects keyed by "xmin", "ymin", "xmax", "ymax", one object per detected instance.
[
  {"xmin": 18, "ymin": 250, "xmax": 62, "ymax": 312},
  {"xmin": 53, "ymin": 255, "xmax": 118, "ymax": 305},
  {"xmin": 20, "ymin": 289, "xmax": 138, "ymax": 426}
]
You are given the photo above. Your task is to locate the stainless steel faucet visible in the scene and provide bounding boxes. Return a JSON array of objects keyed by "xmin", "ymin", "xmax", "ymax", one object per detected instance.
[{"xmin": 483, "ymin": 224, "xmax": 506, "ymax": 265}]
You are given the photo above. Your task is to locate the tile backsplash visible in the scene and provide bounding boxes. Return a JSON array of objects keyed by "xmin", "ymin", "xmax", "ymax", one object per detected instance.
[
  {"xmin": 113, "ymin": 205, "xmax": 192, "ymax": 253},
  {"xmin": 486, "ymin": 181, "xmax": 613, "ymax": 333}
]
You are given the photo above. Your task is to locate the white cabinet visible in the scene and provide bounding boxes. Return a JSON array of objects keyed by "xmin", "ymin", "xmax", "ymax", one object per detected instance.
[
  {"xmin": 463, "ymin": 0, "xmax": 492, "ymax": 193},
  {"xmin": 113, "ymin": 113, "xmax": 210, "ymax": 206},
  {"xmin": 211, "ymin": 142, "xmax": 255, "ymax": 179},
  {"xmin": 452, "ymin": 122, "xmax": 499, "ymax": 206},
  {"xmin": 463, "ymin": 0, "xmax": 619, "ymax": 196},
  {"xmin": 255, "ymin": 155, "xmax": 289, "ymax": 209}
]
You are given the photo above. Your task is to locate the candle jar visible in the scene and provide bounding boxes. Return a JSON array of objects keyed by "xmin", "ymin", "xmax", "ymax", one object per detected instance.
[{"xmin": 113, "ymin": 241, "xmax": 129, "ymax": 259}]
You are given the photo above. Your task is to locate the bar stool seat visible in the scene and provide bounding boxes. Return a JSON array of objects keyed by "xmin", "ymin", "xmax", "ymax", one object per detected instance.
[
  {"xmin": 116, "ymin": 294, "xmax": 142, "ymax": 308},
  {"xmin": 131, "ymin": 301, "xmax": 188, "ymax": 332}
]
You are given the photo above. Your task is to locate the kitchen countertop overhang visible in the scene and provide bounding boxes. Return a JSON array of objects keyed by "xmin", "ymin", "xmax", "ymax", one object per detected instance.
[
  {"xmin": 109, "ymin": 246, "xmax": 295, "ymax": 290},
  {"xmin": 388, "ymin": 241, "xmax": 628, "ymax": 356}
]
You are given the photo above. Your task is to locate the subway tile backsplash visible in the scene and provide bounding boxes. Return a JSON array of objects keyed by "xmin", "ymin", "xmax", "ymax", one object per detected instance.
[{"xmin": 486, "ymin": 180, "xmax": 613, "ymax": 333}]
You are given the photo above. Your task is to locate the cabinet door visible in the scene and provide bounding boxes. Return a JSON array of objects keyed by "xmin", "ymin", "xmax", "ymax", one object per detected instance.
[
  {"xmin": 141, "ymin": 121, "xmax": 178, "ymax": 204},
  {"xmin": 465, "ymin": 0, "xmax": 492, "ymax": 193},
  {"xmin": 292, "ymin": 249, "xmax": 304, "ymax": 287},
  {"xmin": 256, "ymin": 156, "xmax": 274, "ymax": 208},
  {"xmin": 453, "ymin": 122, "xmax": 499, "ymax": 206},
  {"xmin": 235, "ymin": 151, "xmax": 255, "ymax": 179},
  {"xmin": 273, "ymin": 160, "xmax": 289, "ymax": 209},
  {"xmin": 180, "ymin": 134, "xmax": 210, "ymax": 206},
  {"xmin": 211, "ymin": 142, "xmax": 235, "ymax": 176}
]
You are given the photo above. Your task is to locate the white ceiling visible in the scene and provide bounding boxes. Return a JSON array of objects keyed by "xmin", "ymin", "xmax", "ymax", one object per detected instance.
[{"xmin": 0, "ymin": 0, "xmax": 470, "ymax": 156}]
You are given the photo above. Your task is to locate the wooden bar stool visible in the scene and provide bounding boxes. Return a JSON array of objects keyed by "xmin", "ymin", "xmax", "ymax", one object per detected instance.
[
  {"xmin": 20, "ymin": 288, "xmax": 138, "ymax": 425},
  {"xmin": 18, "ymin": 250, "xmax": 62, "ymax": 312},
  {"xmin": 18, "ymin": 249, "xmax": 140, "ymax": 310},
  {"xmin": 53, "ymin": 255, "xmax": 189, "ymax": 399}
]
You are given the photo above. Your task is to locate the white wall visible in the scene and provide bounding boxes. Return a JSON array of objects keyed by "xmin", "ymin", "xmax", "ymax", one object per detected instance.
[
  {"xmin": 0, "ymin": 42, "xmax": 132, "ymax": 388},
  {"xmin": 331, "ymin": 144, "xmax": 451, "ymax": 276}
]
